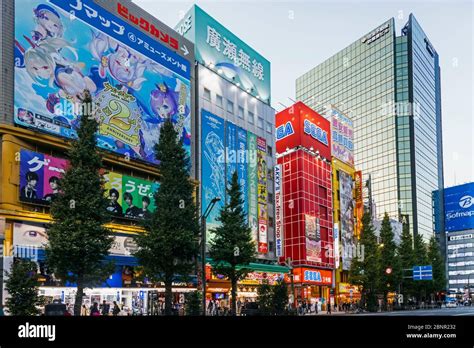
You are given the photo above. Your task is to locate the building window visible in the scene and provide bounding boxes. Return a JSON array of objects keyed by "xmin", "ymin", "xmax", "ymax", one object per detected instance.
[
  {"xmin": 227, "ymin": 100, "xmax": 234, "ymax": 113},
  {"xmin": 203, "ymin": 88, "xmax": 211, "ymax": 101},
  {"xmin": 268, "ymin": 241, "xmax": 274, "ymax": 252},
  {"xmin": 257, "ymin": 117, "xmax": 264, "ymax": 129},
  {"xmin": 248, "ymin": 111, "xmax": 254, "ymax": 124},
  {"xmin": 268, "ymin": 216, "xmax": 274, "ymax": 228},
  {"xmin": 267, "ymin": 145, "xmax": 272, "ymax": 156},
  {"xmin": 266, "ymin": 121, "xmax": 273, "ymax": 134},
  {"xmin": 238, "ymin": 106, "xmax": 244, "ymax": 119},
  {"xmin": 268, "ymin": 193, "xmax": 274, "ymax": 204},
  {"xmin": 216, "ymin": 94, "xmax": 223, "ymax": 108}
]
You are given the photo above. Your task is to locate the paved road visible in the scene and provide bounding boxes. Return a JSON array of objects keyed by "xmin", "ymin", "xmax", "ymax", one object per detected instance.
[{"xmin": 355, "ymin": 306, "xmax": 474, "ymax": 316}]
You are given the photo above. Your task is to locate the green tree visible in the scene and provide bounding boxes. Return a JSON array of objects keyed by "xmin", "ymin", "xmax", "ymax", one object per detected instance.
[
  {"xmin": 413, "ymin": 234, "xmax": 428, "ymax": 302},
  {"xmin": 209, "ymin": 171, "xmax": 256, "ymax": 316},
  {"xmin": 427, "ymin": 235, "xmax": 447, "ymax": 300},
  {"xmin": 378, "ymin": 213, "xmax": 401, "ymax": 309},
  {"xmin": 185, "ymin": 291, "xmax": 202, "ymax": 316},
  {"xmin": 397, "ymin": 221, "xmax": 414, "ymax": 300},
  {"xmin": 348, "ymin": 210, "xmax": 379, "ymax": 312},
  {"xmin": 46, "ymin": 91, "xmax": 114, "ymax": 316},
  {"xmin": 272, "ymin": 280, "xmax": 289, "ymax": 315},
  {"xmin": 135, "ymin": 120, "xmax": 199, "ymax": 316},
  {"xmin": 5, "ymin": 259, "xmax": 45, "ymax": 316},
  {"xmin": 257, "ymin": 282, "xmax": 273, "ymax": 315}
]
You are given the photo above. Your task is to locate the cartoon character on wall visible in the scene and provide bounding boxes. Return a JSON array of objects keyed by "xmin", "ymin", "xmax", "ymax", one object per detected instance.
[{"xmin": 32, "ymin": 4, "xmax": 64, "ymax": 44}]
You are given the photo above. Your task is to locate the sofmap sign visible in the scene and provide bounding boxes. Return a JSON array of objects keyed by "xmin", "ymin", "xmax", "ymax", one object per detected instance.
[
  {"xmin": 175, "ymin": 5, "xmax": 271, "ymax": 103},
  {"xmin": 444, "ymin": 183, "xmax": 474, "ymax": 232},
  {"xmin": 14, "ymin": 0, "xmax": 191, "ymax": 166}
]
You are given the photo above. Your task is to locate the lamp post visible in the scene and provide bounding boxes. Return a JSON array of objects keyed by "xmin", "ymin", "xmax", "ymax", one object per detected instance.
[{"xmin": 200, "ymin": 197, "xmax": 221, "ymax": 316}]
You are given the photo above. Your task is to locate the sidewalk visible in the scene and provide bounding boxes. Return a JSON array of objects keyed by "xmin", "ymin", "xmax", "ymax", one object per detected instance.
[{"xmin": 298, "ymin": 310, "xmax": 352, "ymax": 316}]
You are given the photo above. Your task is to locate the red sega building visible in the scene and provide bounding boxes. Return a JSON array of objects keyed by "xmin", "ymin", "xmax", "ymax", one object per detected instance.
[{"xmin": 275, "ymin": 102, "xmax": 334, "ymax": 309}]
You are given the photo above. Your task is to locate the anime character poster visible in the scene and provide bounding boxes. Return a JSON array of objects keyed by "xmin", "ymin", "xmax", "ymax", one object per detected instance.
[
  {"xmin": 14, "ymin": 0, "xmax": 192, "ymax": 167},
  {"xmin": 339, "ymin": 171, "xmax": 355, "ymax": 270},
  {"xmin": 226, "ymin": 121, "xmax": 237, "ymax": 194},
  {"xmin": 305, "ymin": 214, "xmax": 322, "ymax": 263},
  {"xmin": 19, "ymin": 149, "xmax": 67, "ymax": 204},
  {"xmin": 201, "ymin": 109, "xmax": 225, "ymax": 244}
]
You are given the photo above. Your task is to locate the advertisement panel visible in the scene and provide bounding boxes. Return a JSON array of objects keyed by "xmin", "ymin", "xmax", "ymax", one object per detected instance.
[
  {"xmin": 305, "ymin": 215, "xmax": 322, "ymax": 262},
  {"xmin": 354, "ymin": 170, "xmax": 363, "ymax": 237},
  {"xmin": 19, "ymin": 149, "xmax": 68, "ymax": 204},
  {"xmin": 274, "ymin": 164, "xmax": 283, "ymax": 258},
  {"xmin": 226, "ymin": 122, "xmax": 237, "ymax": 192},
  {"xmin": 340, "ymin": 171, "xmax": 355, "ymax": 270},
  {"xmin": 14, "ymin": 0, "xmax": 191, "ymax": 166},
  {"xmin": 247, "ymin": 132, "xmax": 259, "ymax": 247},
  {"xmin": 20, "ymin": 149, "xmax": 158, "ymax": 219},
  {"xmin": 104, "ymin": 173, "xmax": 159, "ymax": 219},
  {"xmin": 334, "ymin": 222, "xmax": 340, "ymax": 269},
  {"xmin": 285, "ymin": 267, "xmax": 332, "ymax": 285},
  {"xmin": 13, "ymin": 222, "xmax": 48, "ymax": 248},
  {"xmin": 329, "ymin": 108, "xmax": 354, "ymax": 166},
  {"xmin": 257, "ymin": 137, "xmax": 267, "ymax": 253},
  {"xmin": 175, "ymin": 5, "xmax": 271, "ymax": 103},
  {"xmin": 237, "ymin": 127, "xmax": 248, "ymax": 219},
  {"xmin": 201, "ymin": 109, "xmax": 226, "ymax": 243},
  {"xmin": 444, "ymin": 183, "xmax": 474, "ymax": 232}
]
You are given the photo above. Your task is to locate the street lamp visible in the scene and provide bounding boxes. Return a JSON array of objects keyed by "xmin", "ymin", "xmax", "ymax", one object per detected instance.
[{"xmin": 200, "ymin": 197, "xmax": 221, "ymax": 316}]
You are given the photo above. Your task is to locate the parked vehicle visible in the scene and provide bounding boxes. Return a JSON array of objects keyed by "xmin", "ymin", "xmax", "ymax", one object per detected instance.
[{"xmin": 445, "ymin": 298, "xmax": 457, "ymax": 308}]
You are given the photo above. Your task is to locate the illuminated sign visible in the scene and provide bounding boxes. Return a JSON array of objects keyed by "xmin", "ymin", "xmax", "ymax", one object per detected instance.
[
  {"xmin": 303, "ymin": 119, "xmax": 328, "ymax": 146},
  {"xmin": 276, "ymin": 121, "xmax": 294, "ymax": 141},
  {"xmin": 274, "ymin": 164, "xmax": 283, "ymax": 257}
]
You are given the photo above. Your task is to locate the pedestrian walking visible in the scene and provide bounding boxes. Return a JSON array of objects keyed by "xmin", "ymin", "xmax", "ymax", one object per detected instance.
[
  {"xmin": 327, "ymin": 302, "xmax": 332, "ymax": 314},
  {"xmin": 90, "ymin": 302, "xmax": 100, "ymax": 316},
  {"xmin": 81, "ymin": 304, "xmax": 89, "ymax": 316},
  {"xmin": 315, "ymin": 301, "xmax": 318, "ymax": 314},
  {"xmin": 112, "ymin": 301, "xmax": 121, "ymax": 316},
  {"xmin": 100, "ymin": 300, "xmax": 110, "ymax": 316}
]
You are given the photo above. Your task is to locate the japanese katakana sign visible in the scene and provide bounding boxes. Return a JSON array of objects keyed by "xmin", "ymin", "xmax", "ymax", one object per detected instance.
[{"xmin": 175, "ymin": 5, "xmax": 271, "ymax": 103}]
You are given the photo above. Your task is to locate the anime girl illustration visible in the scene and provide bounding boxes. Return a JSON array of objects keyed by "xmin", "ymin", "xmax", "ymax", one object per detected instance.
[
  {"xmin": 90, "ymin": 32, "xmax": 147, "ymax": 92},
  {"xmin": 20, "ymin": 37, "xmax": 97, "ymax": 114},
  {"xmin": 32, "ymin": 4, "xmax": 64, "ymax": 44}
]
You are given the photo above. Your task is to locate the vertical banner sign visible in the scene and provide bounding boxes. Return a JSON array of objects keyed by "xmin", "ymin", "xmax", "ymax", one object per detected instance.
[
  {"xmin": 247, "ymin": 132, "xmax": 259, "ymax": 248},
  {"xmin": 340, "ymin": 171, "xmax": 355, "ymax": 270},
  {"xmin": 330, "ymin": 109, "xmax": 354, "ymax": 166},
  {"xmin": 226, "ymin": 122, "xmax": 237, "ymax": 195},
  {"xmin": 305, "ymin": 215, "xmax": 322, "ymax": 262},
  {"xmin": 201, "ymin": 109, "xmax": 226, "ymax": 243},
  {"xmin": 274, "ymin": 164, "xmax": 283, "ymax": 257},
  {"xmin": 257, "ymin": 137, "xmax": 268, "ymax": 254},
  {"xmin": 354, "ymin": 170, "xmax": 363, "ymax": 238},
  {"xmin": 334, "ymin": 222, "xmax": 340, "ymax": 269},
  {"xmin": 237, "ymin": 127, "xmax": 248, "ymax": 220}
]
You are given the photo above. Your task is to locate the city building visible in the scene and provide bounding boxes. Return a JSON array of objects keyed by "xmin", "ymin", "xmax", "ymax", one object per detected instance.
[
  {"xmin": 174, "ymin": 5, "xmax": 285, "ymax": 304},
  {"xmin": 275, "ymin": 102, "xmax": 335, "ymax": 309},
  {"xmin": 327, "ymin": 107, "xmax": 362, "ymax": 305},
  {"xmin": 296, "ymin": 14, "xmax": 444, "ymax": 241},
  {"xmin": 0, "ymin": 0, "xmax": 197, "ymax": 313},
  {"xmin": 436, "ymin": 183, "xmax": 474, "ymax": 296}
]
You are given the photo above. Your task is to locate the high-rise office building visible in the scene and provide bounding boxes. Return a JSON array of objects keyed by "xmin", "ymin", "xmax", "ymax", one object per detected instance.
[{"xmin": 296, "ymin": 14, "xmax": 444, "ymax": 240}]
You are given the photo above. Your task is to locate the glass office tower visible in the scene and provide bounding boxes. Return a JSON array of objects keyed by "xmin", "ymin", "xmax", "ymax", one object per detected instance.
[{"xmin": 296, "ymin": 14, "xmax": 444, "ymax": 240}]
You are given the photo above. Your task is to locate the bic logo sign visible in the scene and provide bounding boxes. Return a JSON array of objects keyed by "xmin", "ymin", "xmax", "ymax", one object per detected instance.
[
  {"xmin": 303, "ymin": 270, "xmax": 322, "ymax": 282},
  {"xmin": 276, "ymin": 122, "xmax": 294, "ymax": 141},
  {"xmin": 460, "ymin": 195, "xmax": 474, "ymax": 209},
  {"xmin": 303, "ymin": 119, "xmax": 328, "ymax": 146}
]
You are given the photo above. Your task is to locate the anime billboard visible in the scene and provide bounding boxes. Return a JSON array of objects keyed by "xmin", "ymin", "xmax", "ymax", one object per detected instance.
[{"xmin": 14, "ymin": 0, "xmax": 191, "ymax": 166}]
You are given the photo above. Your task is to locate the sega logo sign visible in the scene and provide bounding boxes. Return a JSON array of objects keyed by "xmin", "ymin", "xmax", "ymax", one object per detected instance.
[
  {"xmin": 276, "ymin": 121, "xmax": 294, "ymax": 141},
  {"xmin": 303, "ymin": 119, "xmax": 328, "ymax": 146},
  {"xmin": 304, "ymin": 270, "xmax": 322, "ymax": 282}
]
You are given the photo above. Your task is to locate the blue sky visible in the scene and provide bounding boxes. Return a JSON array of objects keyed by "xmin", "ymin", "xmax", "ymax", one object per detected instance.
[{"xmin": 135, "ymin": 0, "xmax": 473, "ymax": 188}]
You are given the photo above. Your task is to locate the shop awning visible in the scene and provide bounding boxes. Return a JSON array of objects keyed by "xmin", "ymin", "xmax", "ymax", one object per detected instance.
[{"xmin": 206, "ymin": 258, "xmax": 290, "ymax": 274}]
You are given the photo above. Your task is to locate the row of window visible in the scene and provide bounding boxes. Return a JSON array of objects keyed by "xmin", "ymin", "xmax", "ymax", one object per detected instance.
[{"xmin": 202, "ymin": 88, "xmax": 273, "ymax": 134}]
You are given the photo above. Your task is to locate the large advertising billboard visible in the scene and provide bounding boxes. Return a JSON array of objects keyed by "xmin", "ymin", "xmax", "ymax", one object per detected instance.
[
  {"xmin": 445, "ymin": 183, "xmax": 474, "ymax": 232},
  {"xmin": 19, "ymin": 149, "xmax": 158, "ymax": 219},
  {"xmin": 175, "ymin": 5, "xmax": 270, "ymax": 103},
  {"xmin": 201, "ymin": 109, "xmax": 226, "ymax": 242},
  {"xmin": 226, "ymin": 121, "xmax": 237, "ymax": 192},
  {"xmin": 354, "ymin": 170, "xmax": 363, "ymax": 237},
  {"xmin": 305, "ymin": 214, "xmax": 322, "ymax": 263},
  {"xmin": 340, "ymin": 171, "xmax": 355, "ymax": 270},
  {"xmin": 329, "ymin": 108, "xmax": 354, "ymax": 166},
  {"xmin": 14, "ymin": 0, "xmax": 191, "ymax": 166}
]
